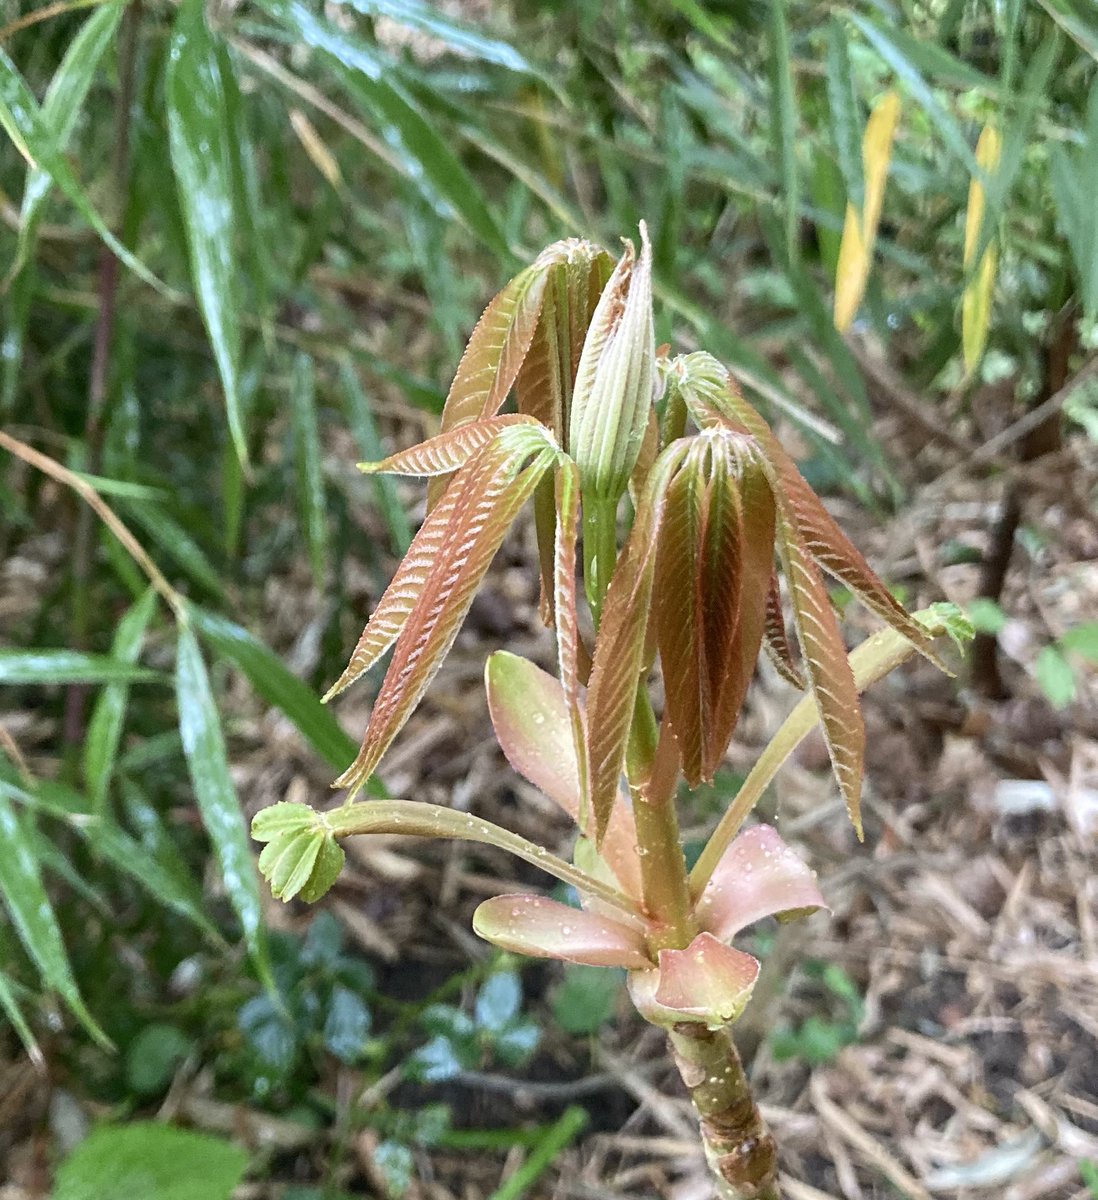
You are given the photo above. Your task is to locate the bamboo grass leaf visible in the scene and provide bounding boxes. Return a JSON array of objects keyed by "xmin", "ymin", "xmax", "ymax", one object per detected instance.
[
  {"xmin": 290, "ymin": 354, "xmax": 328, "ymax": 586},
  {"xmin": 962, "ymin": 123, "xmax": 1002, "ymax": 377},
  {"xmin": 0, "ymin": 48, "xmax": 167, "ymax": 297},
  {"xmin": 0, "ymin": 968, "xmax": 39, "ymax": 1063},
  {"xmin": 11, "ymin": 0, "xmax": 124, "ymax": 282},
  {"xmin": 175, "ymin": 626, "xmax": 270, "ymax": 983},
  {"xmin": 334, "ymin": 445, "xmax": 556, "ymax": 794},
  {"xmin": 189, "ymin": 607, "xmax": 359, "ymax": 771},
  {"xmin": 834, "ymin": 90, "xmax": 900, "ymax": 333},
  {"xmin": 0, "ymin": 652, "xmax": 157, "ymax": 686},
  {"xmin": 768, "ymin": 0, "xmax": 799, "ymax": 264},
  {"xmin": 826, "ymin": 19, "xmax": 864, "ymax": 210},
  {"xmin": 166, "ymin": 0, "xmax": 248, "ymax": 467},
  {"xmin": 0, "ymin": 792, "xmax": 109, "ymax": 1047},
  {"xmin": 83, "ymin": 588, "xmax": 157, "ymax": 814}
]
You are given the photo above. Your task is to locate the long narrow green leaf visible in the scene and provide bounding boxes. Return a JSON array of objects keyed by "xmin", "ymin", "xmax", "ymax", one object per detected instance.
[
  {"xmin": 11, "ymin": 0, "xmax": 124, "ymax": 281},
  {"xmin": 0, "ymin": 792, "xmax": 109, "ymax": 1047},
  {"xmin": 0, "ymin": 967, "xmax": 39, "ymax": 1062},
  {"xmin": 340, "ymin": 360, "xmax": 413, "ymax": 554},
  {"xmin": 188, "ymin": 606, "xmax": 373, "ymax": 778},
  {"xmin": 0, "ymin": 652, "xmax": 157, "ymax": 686},
  {"xmin": 826, "ymin": 19, "xmax": 864, "ymax": 209},
  {"xmin": 290, "ymin": 354, "xmax": 328, "ymax": 587},
  {"xmin": 175, "ymin": 626, "xmax": 270, "ymax": 983},
  {"xmin": 768, "ymin": 0, "xmax": 799, "ymax": 264},
  {"xmin": 260, "ymin": 0, "xmax": 509, "ymax": 257},
  {"xmin": 83, "ymin": 589, "xmax": 158, "ymax": 814},
  {"xmin": 166, "ymin": 0, "xmax": 248, "ymax": 467},
  {"xmin": 0, "ymin": 47, "xmax": 168, "ymax": 296},
  {"xmin": 848, "ymin": 15, "xmax": 979, "ymax": 175}
]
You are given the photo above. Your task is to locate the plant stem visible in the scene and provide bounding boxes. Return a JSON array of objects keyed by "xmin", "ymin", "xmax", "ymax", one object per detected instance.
[
  {"xmin": 668, "ymin": 1023, "xmax": 779, "ymax": 1200},
  {"xmin": 627, "ymin": 689, "xmax": 692, "ymax": 947}
]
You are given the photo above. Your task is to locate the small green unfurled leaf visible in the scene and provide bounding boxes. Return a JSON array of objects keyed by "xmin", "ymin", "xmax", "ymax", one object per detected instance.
[
  {"xmin": 167, "ymin": 0, "xmax": 247, "ymax": 467},
  {"xmin": 962, "ymin": 123, "xmax": 1002, "ymax": 377},
  {"xmin": 568, "ymin": 224, "xmax": 656, "ymax": 503},
  {"xmin": 334, "ymin": 438, "xmax": 556, "ymax": 794},
  {"xmin": 1035, "ymin": 645, "xmax": 1076, "ymax": 709},
  {"xmin": 176, "ymin": 627, "xmax": 269, "ymax": 979}
]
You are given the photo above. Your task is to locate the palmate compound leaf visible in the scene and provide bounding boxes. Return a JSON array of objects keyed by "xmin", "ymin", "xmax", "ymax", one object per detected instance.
[
  {"xmin": 333, "ymin": 431, "xmax": 559, "ymax": 795},
  {"xmin": 653, "ymin": 434, "xmax": 776, "ymax": 788},
  {"xmin": 674, "ymin": 352, "xmax": 946, "ymax": 674}
]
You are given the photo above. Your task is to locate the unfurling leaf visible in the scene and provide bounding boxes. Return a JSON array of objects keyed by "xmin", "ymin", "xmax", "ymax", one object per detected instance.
[
  {"xmin": 833, "ymin": 89, "xmax": 900, "ymax": 332},
  {"xmin": 962, "ymin": 122, "xmax": 1001, "ymax": 378},
  {"xmin": 763, "ymin": 572, "xmax": 805, "ymax": 688},
  {"xmin": 586, "ymin": 444, "xmax": 687, "ymax": 842},
  {"xmin": 568, "ymin": 223, "xmax": 656, "ymax": 504},
  {"xmin": 360, "ymin": 415, "xmax": 539, "ymax": 477},
  {"xmin": 334, "ymin": 436, "xmax": 556, "ymax": 794}
]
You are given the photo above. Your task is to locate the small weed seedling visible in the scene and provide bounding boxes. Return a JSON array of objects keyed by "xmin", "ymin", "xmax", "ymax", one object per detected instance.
[{"xmin": 254, "ymin": 228, "xmax": 969, "ymax": 1198}]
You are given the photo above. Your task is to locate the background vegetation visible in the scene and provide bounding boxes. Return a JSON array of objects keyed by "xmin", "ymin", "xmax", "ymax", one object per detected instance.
[{"xmin": 1, "ymin": 0, "xmax": 1096, "ymax": 1196}]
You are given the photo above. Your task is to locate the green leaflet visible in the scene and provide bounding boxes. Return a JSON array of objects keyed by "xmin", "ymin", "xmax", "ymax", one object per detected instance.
[
  {"xmin": 0, "ymin": 46, "xmax": 167, "ymax": 297},
  {"xmin": 175, "ymin": 625, "xmax": 270, "ymax": 984},
  {"xmin": 826, "ymin": 19, "xmax": 864, "ymax": 210},
  {"xmin": 0, "ymin": 791, "xmax": 109, "ymax": 1047},
  {"xmin": 0, "ymin": 651, "xmax": 157, "ymax": 686},
  {"xmin": 83, "ymin": 588, "xmax": 158, "ymax": 814},
  {"xmin": 11, "ymin": 0, "xmax": 124, "ymax": 282},
  {"xmin": 290, "ymin": 354, "xmax": 328, "ymax": 587},
  {"xmin": 166, "ymin": 0, "xmax": 248, "ymax": 467}
]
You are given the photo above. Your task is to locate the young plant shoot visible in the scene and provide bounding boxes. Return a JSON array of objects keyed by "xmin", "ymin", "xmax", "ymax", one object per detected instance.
[{"xmin": 253, "ymin": 226, "xmax": 963, "ymax": 1199}]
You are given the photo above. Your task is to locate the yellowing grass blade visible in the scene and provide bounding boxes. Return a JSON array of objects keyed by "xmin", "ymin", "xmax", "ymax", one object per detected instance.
[
  {"xmin": 833, "ymin": 90, "xmax": 901, "ymax": 332},
  {"xmin": 963, "ymin": 123, "xmax": 1002, "ymax": 379}
]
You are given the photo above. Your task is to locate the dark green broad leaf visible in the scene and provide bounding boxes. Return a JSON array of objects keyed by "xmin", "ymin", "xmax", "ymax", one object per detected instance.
[
  {"xmin": 12, "ymin": 1, "xmax": 124, "ymax": 280},
  {"xmin": 259, "ymin": 0, "xmax": 508, "ymax": 258},
  {"xmin": 84, "ymin": 589, "xmax": 158, "ymax": 813},
  {"xmin": 53, "ymin": 1123, "xmax": 248, "ymax": 1200},
  {"xmin": 0, "ymin": 47, "xmax": 166, "ymax": 295},
  {"xmin": 175, "ymin": 625, "xmax": 270, "ymax": 983},
  {"xmin": 0, "ymin": 651, "xmax": 157, "ymax": 686},
  {"xmin": 166, "ymin": 0, "xmax": 248, "ymax": 467},
  {"xmin": 0, "ymin": 792, "xmax": 108, "ymax": 1047},
  {"xmin": 323, "ymin": 984, "xmax": 371, "ymax": 1063}
]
